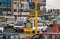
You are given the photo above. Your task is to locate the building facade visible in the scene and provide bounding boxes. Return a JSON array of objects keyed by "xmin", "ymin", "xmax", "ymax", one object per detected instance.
[
  {"xmin": 0, "ymin": 0, "xmax": 13, "ymax": 16},
  {"xmin": 13, "ymin": 0, "xmax": 30, "ymax": 16}
]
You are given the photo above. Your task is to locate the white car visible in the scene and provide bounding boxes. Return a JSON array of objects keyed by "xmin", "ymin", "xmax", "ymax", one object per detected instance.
[
  {"xmin": 14, "ymin": 17, "xmax": 27, "ymax": 30},
  {"xmin": 32, "ymin": 17, "xmax": 48, "ymax": 32},
  {"xmin": 0, "ymin": 25, "xmax": 4, "ymax": 32},
  {"xmin": 32, "ymin": 22, "xmax": 47, "ymax": 32}
]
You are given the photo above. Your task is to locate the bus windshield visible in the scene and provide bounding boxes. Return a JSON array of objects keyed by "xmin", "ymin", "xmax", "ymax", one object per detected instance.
[{"xmin": 10, "ymin": 35, "xmax": 19, "ymax": 39}]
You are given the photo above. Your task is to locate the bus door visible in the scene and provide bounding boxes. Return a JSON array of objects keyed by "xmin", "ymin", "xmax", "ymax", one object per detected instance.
[{"xmin": 40, "ymin": 34, "xmax": 56, "ymax": 39}]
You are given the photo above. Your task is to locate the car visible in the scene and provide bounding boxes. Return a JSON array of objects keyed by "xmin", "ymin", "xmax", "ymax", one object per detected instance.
[
  {"xmin": 0, "ymin": 33, "xmax": 20, "ymax": 39},
  {"xmin": 0, "ymin": 26, "xmax": 4, "ymax": 32},
  {"xmin": 14, "ymin": 17, "xmax": 27, "ymax": 32},
  {"xmin": 32, "ymin": 21, "xmax": 47, "ymax": 32},
  {"xmin": 32, "ymin": 17, "xmax": 48, "ymax": 32},
  {"xmin": 0, "ymin": 25, "xmax": 4, "ymax": 32}
]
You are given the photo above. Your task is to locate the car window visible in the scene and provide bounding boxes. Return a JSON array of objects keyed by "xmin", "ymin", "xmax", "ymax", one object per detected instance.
[
  {"xmin": 58, "ymin": 34, "xmax": 60, "ymax": 39},
  {"xmin": 3, "ymin": 35, "xmax": 8, "ymax": 39},
  {"xmin": 52, "ymin": 35, "xmax": 56, "ymax": 39},
  {"xmin": 42, "ymin": 35, "xmax": 50, "ymax": 39},
  {"xmin": 0, "ymin": 36, "xmax": 3, "ymax": 39},
  {"xmin": 38, "ymin": 21, "xmax": 44, "ymax": 26},
  {"xmin": 42, "ymin": 35, "xmax": 56, "ymax": 39},
  {"xmin": 15, "ymin": 35, "xmax": 19, "ymax": 39},
  {"xmin": 10, "ymin": 35, "xmax": 19, "ymax": 39},
  {"xmin": 10, "ymin": 35, "xmax": 15, "ymax": 39}
]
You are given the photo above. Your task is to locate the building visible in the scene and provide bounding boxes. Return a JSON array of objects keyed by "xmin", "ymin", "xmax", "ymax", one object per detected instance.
[
  {"xmin": 13, "ymin": 0, "xmax": 30, "ymax": 16},
  {"xmin": 30, "ymin": 0, "xmax": 46, "ymax": 16},
  {"xmin": 13, "ymin": 0, "xmax": 46, "ymax": 16},
  {"xmin": 0, "ymin": 0, "xmax": 14, "ymax": 24},
  {"xmin": 0, "ymin": 0, "xmax": 13, "ymax": 16}
]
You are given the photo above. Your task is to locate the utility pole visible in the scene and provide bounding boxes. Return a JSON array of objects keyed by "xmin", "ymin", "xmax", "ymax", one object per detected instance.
[{"xmin": 35, "ymin": 0, "xmax": 38, "ymax": 34}]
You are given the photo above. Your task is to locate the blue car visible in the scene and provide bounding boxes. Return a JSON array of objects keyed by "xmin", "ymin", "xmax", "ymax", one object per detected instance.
[{"xmin": 0, "ymin": 33, "xmax": 20, "ymax": 39}]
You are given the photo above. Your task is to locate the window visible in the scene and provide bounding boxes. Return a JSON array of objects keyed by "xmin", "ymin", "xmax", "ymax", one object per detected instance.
[
  {"xmin": 2, "ymin": 0, "xmax": 7, "ymax": 2},
  {"xmin": 7, "ymin": 18, "xmax": 15, "ymax": 21},
  {"xmin": 42, "ymin": 35, "xmax": 56, "ymax": 39},
  {"xmin": 52, "ymin": 35, "xmax": 56, "ymax": 39},
  {"xmin": 1, "ymin": 18, "xmax": 6, "ymax": 22},
  {"xmin": 42, "ymin": 35, "xmax": 50, "ymax": 39},
  {"xmin": 14, "ymin": 2, "xmax": 16, "ymax": 4},
  {"xmin": 0, "ymin": 3, "xmax": 1, "ymax": 5},
  {"xmin": 10, "ymin": 35, "xmax": 19, "ymax": 39},
  {"xmin": 14, "ymin": 9, "xmax": 17, "ymax": 12},
  {"xmin": 58, "ymin": 34, "xmax": 60, "ymax": 39},
  {"xmin": 27, "ymin": 0, "xmax": 32, "ymax": 3},
  {"xmin": 2, "ymin": 3, "xmax": 7, "ymax": 8},
  {"xmin": 25, "ymin": 22, "xmax": 32, "ymax": 28},
  {"xmin": 34, "ymin": 19, "xmax": 44, "ymax": 27},
  {"xmin": 7, "ymin": 18, "xmax": 15, "ymax": 23},
  {"xmin": 10, "ymin": 35, "xmax": 15, "ymax": 39},
  {"xmin": 15, "ymin": 21, "xmax": 23, "ymax": 26},
  {"xmin": 8, "ymin": 4, "xmax": 11, "ymax": 8},
  {"xmin": 3, "ymin": 35, "xmax": 8, "ymax": 39},
  {"xmin": 21, "ymin": 3, "xmax": 24, "ymax": 8},
  {"xmin": 0, "ymin": 36, "xmax": 3, "ymax": 39},
  {"xmin": 15, "ymin": 35, "xmax": 19, "ymax": 39},
  {"xmin": 7, "ymin": 0, "xmax": 12, "ymax": 3}
]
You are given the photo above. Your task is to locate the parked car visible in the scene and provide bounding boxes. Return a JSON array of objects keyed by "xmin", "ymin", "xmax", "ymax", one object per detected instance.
[
  {"xmin": 14, "ymin": 17, "xmax": 27, "ymax": 32},
  {"xmin": 0, "ymin": 26, "xmax": 4, "ymax": 32},
  {"xmin": 0, "ymin": 24, "xmax": 4, "ymax": 32}
]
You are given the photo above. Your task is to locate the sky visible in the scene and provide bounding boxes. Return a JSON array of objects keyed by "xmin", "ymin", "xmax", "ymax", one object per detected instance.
[{"xmin": 46, "ymin": 0, "xmax": 60, "ymax": 9}]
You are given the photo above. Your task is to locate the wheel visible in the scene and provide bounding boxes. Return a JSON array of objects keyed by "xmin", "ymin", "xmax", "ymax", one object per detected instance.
[{"xmin": 31, "ymin": 34, "xmax": 40, "ymax": 39}]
